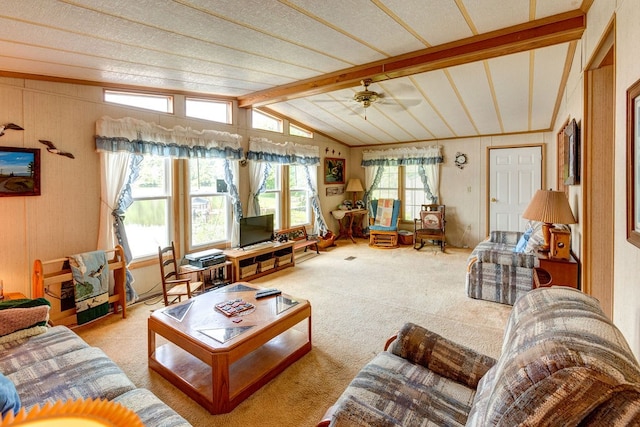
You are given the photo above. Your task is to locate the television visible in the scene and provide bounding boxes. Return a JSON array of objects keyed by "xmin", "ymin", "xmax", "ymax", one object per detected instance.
[{"xmin": 239, "ymin": 214, "xmax": 274, "ymax": 248}]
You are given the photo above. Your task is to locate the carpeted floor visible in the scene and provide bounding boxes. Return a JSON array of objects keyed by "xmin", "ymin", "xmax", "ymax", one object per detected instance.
[{"xmin": 75, "ymin": 240, "xmax": 512, "ymax": 426}]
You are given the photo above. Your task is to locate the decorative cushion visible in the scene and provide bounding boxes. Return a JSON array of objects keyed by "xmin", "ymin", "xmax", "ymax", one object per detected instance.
[
  {"xmin": 524, "ymin": 222, "xmax": 544, "ymax": 253},
  {"xmin": 0, "ymin": 372, "xmax": 20, "ymax": 417},
  {"xmin": 0, "ymin": 298, "xmax": 50, "ymax": 343},
  {"xmin": 513, "ymin": 227, "xmax": 533, "ymax": 253}
]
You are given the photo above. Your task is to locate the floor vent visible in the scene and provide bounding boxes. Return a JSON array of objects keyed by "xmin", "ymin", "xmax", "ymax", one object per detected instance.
[{"xmin": 344, "ymin": 256, "xmax": 356, "ymax": 261}]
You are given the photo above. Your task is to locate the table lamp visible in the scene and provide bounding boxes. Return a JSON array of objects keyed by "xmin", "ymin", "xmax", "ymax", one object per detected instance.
[
  {"xmin": 522, "ymin": 189, "xmax": 576, "ymax": 252},
  {"xmin": 345, "ymin": 178, "xmax": 364, "ymax": 206}
]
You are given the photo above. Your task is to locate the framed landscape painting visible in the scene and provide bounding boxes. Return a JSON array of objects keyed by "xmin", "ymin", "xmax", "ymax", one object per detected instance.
[
  {"xmin": 324, "ymin": 157, "xmax": 345, "ymax": 184},
  {"xmin": 0, "ymin": 147, "xmax": 41, "ymax": 197}
]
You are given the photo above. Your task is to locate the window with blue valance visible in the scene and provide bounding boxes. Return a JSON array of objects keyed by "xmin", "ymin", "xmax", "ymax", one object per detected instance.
[
  {"xmin": 95, "ymin": 116, "xmax": 244, "ymax": 302},
  {"xmin": 247, "ymin": 137, "xmax": 328, "ymax": 235}
]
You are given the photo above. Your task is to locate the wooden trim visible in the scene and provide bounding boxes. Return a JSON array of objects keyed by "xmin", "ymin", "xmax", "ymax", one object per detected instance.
[{"xmin": 238, "ymin": 10, "xmax": 585, "ymax": 108}]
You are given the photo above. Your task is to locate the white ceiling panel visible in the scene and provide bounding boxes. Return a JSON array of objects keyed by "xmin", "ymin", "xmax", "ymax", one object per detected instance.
[
  {"xmin": 380, "ymin": 0, "xmax": 474, "ymax": 46},
  {"xmin": 412, "ymin": 70, "xmax": 477, "ymax": 138},
  {"xmin": 489, "ymin": 52, "xmax": 531, "ymax": 134},
  {"xmin": 447, "ymin": 61, "xmax": 502, "ymax": 135},
  {"xmin": 0, "ymin": 1, "xmax": 587, "ymax": 146},
  {"xmin": 462, "ymin": 0, "xmax": 530, "ymax": 34},
  {"xmin": 287, "ymin": 0, "xmax": 426, "ymax": 56},
  {"xmin": 531, "ymin": 43, "xmax": 570, "ymax": 130},
  {"xmin": 536, "ymin": 0, "xmax": 584, "ymax": 19}
]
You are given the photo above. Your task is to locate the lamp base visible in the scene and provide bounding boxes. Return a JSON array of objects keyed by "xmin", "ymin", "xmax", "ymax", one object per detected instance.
[{"xmin": 539, "ymin": 222, "xmax": 553, "ymax": 253}]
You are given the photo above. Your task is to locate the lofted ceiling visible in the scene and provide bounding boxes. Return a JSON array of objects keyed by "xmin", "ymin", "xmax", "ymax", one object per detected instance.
[{"xmin": 0, "ymin": 0, "xmax": 587, "ymax": 147}]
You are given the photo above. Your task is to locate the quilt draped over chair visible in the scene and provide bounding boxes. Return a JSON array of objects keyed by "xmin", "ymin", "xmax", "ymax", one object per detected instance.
[{"xmin": 369, "ymin": 199, "xmax": 401, "ymax": 248}]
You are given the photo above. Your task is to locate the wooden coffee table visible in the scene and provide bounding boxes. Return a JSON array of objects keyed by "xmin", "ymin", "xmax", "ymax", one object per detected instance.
[{"xmin": 148, "ymin": 282, "xmax": 312, "ymax": 414}]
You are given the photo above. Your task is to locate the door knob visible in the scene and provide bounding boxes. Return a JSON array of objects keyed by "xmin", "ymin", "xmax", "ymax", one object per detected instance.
[{"xmin": 491, "ymin": 197, "xmax": 497, "ymax": 202}]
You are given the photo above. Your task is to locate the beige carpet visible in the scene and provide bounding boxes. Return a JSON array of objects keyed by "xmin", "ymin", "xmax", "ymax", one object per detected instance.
[{"xmin": 75, "ymin": 240, "xmax": 512, "ymax": 426}]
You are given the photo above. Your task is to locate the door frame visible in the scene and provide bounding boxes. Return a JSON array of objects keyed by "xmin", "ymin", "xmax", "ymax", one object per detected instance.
[
  {"xmin": 582, "ymin": 20, "xmax": 615, "ymax": 316},
  {"xmin": 485, "ymin": 144, "xmax": 546, "ymax": 236}
]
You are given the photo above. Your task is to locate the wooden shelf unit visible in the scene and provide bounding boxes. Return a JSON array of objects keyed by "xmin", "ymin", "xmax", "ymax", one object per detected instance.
[{"xmin": 223, "ymin": 241, "xmax": 295, "ymax": 281}]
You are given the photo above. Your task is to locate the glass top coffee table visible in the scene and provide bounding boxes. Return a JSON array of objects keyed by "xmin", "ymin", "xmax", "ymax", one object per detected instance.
[{"xmin": 148, "ymin": 282, "xmax": 312, "ymax": 414}]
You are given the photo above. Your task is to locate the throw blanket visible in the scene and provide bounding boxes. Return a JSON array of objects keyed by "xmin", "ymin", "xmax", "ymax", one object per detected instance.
[
  {"xmin": 69, "ymin": 250, "xmax": 109, "ymax": 325},
  {"xmin": 375, "ymin": 199, "xmax": 394, "ymax": 227}
]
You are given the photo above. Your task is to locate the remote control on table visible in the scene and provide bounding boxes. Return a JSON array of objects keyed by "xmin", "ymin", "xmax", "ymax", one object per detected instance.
[{"xmin": 255, "ymin": 288, "xmax": 282, "ymax": 299}]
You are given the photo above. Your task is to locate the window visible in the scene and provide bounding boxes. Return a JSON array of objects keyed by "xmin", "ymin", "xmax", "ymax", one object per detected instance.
[
  {"xmin": 188, "ymin": 158, "xmax": 231, "ymax": 248},
  {"xmin": 404, "ymin": 165, "xmax": 428, "ymax": 221},
  {"xmin": 257, "ymin": 164, "xmax": 282, "ymax": 229},
  {"xmin": 289, "ymin": 123, "xmax": 313, "ymax": 138},
  {"xmin": 252, "ymin": 110, "xmax": 283, "ymax": 132},
  {"xmin": 370, "ymin": 167, "xmax": 399, "ymax": 201},
  {"xmin": 104, "ymin": 90, "xmax": 173, "ymax": 113},
  {"xmin": 289, "ymin": 165, "xmax": 311, "ymax": 226},
  {"xmin": 124, "ymin": 157, "xmax": 172, "ymax": 259},
  {"xmin": 186, "ymin": 98, "xmax": 232, "ymax": 124}
]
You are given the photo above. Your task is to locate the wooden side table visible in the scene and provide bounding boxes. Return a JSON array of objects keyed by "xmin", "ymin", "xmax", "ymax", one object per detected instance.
[
  {"xmin": 331, "ymin": 209, "xmax": 367, "ymax": 242},
  {"xmin": 534, "ymin": 252, "xmax": 579, "ymax": 289}
]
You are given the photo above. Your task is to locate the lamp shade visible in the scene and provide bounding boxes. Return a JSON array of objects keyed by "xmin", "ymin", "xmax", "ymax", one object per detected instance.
[
  {"xmin": 345, "ymin": 178, "xmax": 364, "ymax": 192},
  {"xmin": 522, "ymin": 189, "xmax": 576, "ymax": 224}
]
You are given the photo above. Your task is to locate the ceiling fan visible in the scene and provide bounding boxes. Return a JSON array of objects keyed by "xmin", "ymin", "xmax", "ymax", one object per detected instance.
[{"xmin": 353, "ymin": 79, "xmax": 381, "ymax": 120}]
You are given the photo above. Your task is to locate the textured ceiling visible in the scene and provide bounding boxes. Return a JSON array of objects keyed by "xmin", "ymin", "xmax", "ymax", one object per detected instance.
[{"xmin": 0, "ymin": 0, "xmax": 587, "ymax": 146}]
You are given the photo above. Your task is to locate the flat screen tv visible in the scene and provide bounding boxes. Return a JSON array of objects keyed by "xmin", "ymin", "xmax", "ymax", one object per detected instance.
[{"xmin": 239, "ymin": 214, "xmax": 274, "ymax": 248}]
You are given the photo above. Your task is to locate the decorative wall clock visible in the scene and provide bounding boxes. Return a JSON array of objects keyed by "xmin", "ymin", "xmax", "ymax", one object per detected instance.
[{"xmin": 455, "ymin": 152, "xmax": 468, "ymax": 169}]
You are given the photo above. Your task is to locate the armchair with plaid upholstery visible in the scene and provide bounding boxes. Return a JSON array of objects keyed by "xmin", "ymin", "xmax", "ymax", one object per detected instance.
[{"xmin": 465, "ymin": 230, "xmax": 539, "ymax": 305}]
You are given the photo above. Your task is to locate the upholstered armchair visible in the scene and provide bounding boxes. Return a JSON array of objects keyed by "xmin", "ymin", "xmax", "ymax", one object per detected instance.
[{"xmin": 465, "ymin": 231, "xmax": 539, "ymax": 305}]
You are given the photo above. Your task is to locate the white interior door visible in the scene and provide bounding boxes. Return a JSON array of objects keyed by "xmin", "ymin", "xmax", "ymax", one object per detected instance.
[{"xmin": 489, "ymin": 146, "xmax": 542, "ymax": 232}]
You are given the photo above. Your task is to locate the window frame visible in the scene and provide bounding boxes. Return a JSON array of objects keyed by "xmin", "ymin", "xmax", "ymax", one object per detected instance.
[
  {"xmin": 185, "ymin": 97, "xmax": 233, "ymax": 124},
  {"xmin": 252, "ymin": 109, "xmax": 283, "ymax": 133},
  {"xmin": 104, "ymin": 89, "xmax": 173, "ymax": 113},
  {"xmin": 186, "ymin": 157, "xmax": 233, "ymax": 251},
  {"xmin": 124, "ymin": 156, "xmax": 174, "ymax": 261}
]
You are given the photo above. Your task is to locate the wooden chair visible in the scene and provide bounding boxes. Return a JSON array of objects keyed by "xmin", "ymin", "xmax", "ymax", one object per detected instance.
[
  {"xmin": 414, "ymin": 204, "xmax": 446, "ymax": 252},
  {"xmin": 369, "ymin": 199, "xmax": 401, "ymax": 248},
  {"xmin": 158, "ymin": 242, "xmax": 203, "ymax": 306}
]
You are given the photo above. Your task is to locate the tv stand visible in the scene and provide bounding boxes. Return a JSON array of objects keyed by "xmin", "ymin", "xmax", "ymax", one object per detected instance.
[{"xmin": 224, "ymin": 241, "xmax": 295, "ymax": 281}]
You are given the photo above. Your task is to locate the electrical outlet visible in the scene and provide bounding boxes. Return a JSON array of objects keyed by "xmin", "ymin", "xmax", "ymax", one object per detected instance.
[{"xmin": 467, "ymin": 186, "xmax": 472, "ymax": 193}]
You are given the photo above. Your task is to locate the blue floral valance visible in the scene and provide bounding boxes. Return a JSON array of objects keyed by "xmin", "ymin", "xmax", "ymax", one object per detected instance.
[
  {"xmin": 95, "ymin": 116, "xmax": 243, "ymax": 159},
  {"xmin": 361, "ymin": 146, "xmax": 443, "ymax": 167},
  {"xmin": 247, "ymin": 137, "xmax": 320, "ymax": 165}
]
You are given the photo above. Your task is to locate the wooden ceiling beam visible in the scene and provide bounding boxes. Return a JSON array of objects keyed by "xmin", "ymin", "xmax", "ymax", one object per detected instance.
[{"xmin": 238, "ymin": 9, "xmax": 585, "ymax": 108}]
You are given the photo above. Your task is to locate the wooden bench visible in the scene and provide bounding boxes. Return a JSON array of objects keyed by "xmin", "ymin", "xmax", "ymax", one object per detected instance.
[{"xmin": 274, "ymin": 226, "xmax": 319, "ymax": 254}]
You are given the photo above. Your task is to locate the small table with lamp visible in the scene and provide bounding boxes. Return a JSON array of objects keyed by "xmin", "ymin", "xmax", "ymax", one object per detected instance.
[{"xmin": 522, "ymin": 189, "xmax": 579, "ymax": 289}]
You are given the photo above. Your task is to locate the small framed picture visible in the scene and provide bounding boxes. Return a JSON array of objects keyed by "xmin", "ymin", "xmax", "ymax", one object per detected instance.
[
  {"xmin": 324, "ymin": 157, "xmax": 345, "ymax": 184},
  {"xmin": 0, "ymin": 147, "xmax": 41, "ymax": 197}
]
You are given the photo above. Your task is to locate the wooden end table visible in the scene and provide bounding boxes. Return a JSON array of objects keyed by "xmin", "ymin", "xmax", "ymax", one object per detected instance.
[{"xmin": 148, "ymin": 282, "xmax": 312, "ymax": 414}]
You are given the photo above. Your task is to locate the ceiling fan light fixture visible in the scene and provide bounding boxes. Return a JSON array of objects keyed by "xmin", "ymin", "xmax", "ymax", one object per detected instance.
[{"xmin": 353, "ymin": 79, "xmax": 380, "ymax": 109}]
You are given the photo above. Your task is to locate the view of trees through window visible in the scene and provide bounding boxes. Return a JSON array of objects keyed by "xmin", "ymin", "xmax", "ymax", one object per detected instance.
[
  {"xmin": 404, "ymin": 165, "xmax": 428, "ymax": 221},
  {"xmin": 289, "ymin": 165, "xmax": 311, "ymax": 226},
  {"xmin": 189, "ymin": 158, "xmax": 229, "ymax": 247},
  {"xmin": 257, "ymin": 165, "xmax": 282, "ymax": 229}
]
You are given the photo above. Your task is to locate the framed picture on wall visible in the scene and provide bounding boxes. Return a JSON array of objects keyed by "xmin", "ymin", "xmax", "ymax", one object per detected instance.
[
  {"xmin": 626, "ymin": 78, "xmax": 640, "ymax": 249},
  {"xmin": 563, "ymin": 118, "xmax": 580, "ymax": 185},
  {"xmin": 0, "ymin": 147, "xmax": 41, "ymax": 197},
  {"xmin": 324, "ymin": 157, "xmax": 345, "ymax": 184}
]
